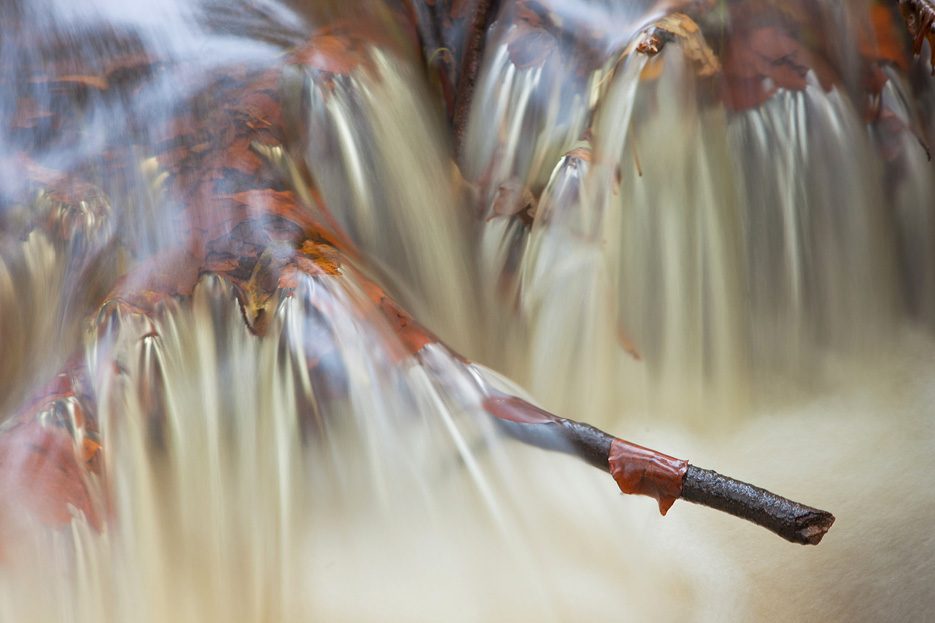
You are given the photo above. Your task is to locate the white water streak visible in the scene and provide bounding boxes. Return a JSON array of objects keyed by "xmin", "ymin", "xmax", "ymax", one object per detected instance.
[{"xmin": 1, "ymin": 0, "xmax": 934, "ymax": 621}]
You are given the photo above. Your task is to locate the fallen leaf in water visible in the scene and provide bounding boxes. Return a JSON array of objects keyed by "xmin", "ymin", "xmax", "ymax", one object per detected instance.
[
  {"xmin": 54, "ymin": 75, "xmax": 110, "ymax": 89},
  {"xmin": 290, "ymin": 33, "xmax": 360, "ymax": 76},
  {"xmin": 0, "ymin": 422, "xmax": 100, "ymax": 530},
  {"xmin": 632, "ymin": 14, "xmax": 720, "ymax": 78},
  {"xmin": 899, "ymin": 0, "xmax": 935, "ymax": 72},
  {"xmin": 492, "ymin": 177, "xmax": 538, "ymax": 227},
  {"xmin": 655, "ymin": 14, "xmax": 720, "ymax": 78},
  {"xmin": 720, "ymin": 22, "xmax": 839, "ymax": 110},
  {"xmin": 506, "ymin": 22, "xmax": 558, "ymax": 68},
  {"xmin": 11, "ymin": 97, "xmax": 53, "ymax": 129},
  {"xmin": 863, "ymin": 4, "xmax": 911, "ymax": 70},
  {"xmin": 109, "ymin": 246, "xmax": 204, "ymax": 313}
]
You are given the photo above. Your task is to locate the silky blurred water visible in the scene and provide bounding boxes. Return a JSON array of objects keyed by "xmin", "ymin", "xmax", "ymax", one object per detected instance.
[{"xmin": 1, "ymin": 0, "xmax": 934, "ymax": 621}]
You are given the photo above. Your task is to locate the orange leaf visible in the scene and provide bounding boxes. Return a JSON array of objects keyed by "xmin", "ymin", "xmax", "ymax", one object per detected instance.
[{"xmin": 0, "ymin": 422, "xmax": 100, "ymax": 530}]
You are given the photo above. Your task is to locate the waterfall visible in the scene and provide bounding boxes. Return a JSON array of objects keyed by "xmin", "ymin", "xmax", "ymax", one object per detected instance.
[{"xmin": 1, "ymin": 0, "xmax": 934, "ymax": 620}]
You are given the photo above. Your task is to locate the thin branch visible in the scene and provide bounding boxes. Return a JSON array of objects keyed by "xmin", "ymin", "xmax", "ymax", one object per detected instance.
[
  {"xmin": 484, "ymin": 393, "xmax": 835, "ymax": 545},
  {"xmin": 898, "ymin": 0, "xmax": 935, "ymax": 73},
  {"xmin": 452, "ymin": 0, "xmax": 500, "ymax": 157},
  {"xmin": 680, "ymin": 466, "xmax": 835, "ymax": 545}
]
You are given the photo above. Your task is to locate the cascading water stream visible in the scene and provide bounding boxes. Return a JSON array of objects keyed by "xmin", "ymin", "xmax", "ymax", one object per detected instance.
[{"xmin": 1, "ymin": 0, "xmax": 934, "ymax": 621}]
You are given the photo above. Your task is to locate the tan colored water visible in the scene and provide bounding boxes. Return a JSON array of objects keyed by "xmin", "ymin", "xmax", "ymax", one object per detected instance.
[{"xmin": 1, "ymin": 0, "xmax": 934, "ymax": 621}]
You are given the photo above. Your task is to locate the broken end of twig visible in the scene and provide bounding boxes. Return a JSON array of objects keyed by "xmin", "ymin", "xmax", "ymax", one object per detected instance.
[
  {"xmin": 482, "ymin": 393, "xmax": 836, "ymax": 545},
  {"xmin": 795, "ymin": 509, "xmax": 835, "ymax": 545},
  {"xmin": 680, "ymin": 465, "xmax": 835, "ymax": 546}
]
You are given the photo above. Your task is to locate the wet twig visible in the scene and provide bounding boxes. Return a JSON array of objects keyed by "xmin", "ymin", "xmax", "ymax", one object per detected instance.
[
  {"xmin": 680, "ymin": 466, "xmax": 835, "ymax": 545},
  {"xmin": 485, "ymin": 394, "xmax": 835, "ymax": 545},
  {"xmin": 452, "ymin": 0, "xmax": 500, "ymax": 157},
  {"xmin": 898, "ymin": 0, "xmax": 935, "ymax": 73}
]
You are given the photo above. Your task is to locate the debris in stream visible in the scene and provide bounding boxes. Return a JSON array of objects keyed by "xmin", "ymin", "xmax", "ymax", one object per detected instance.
[
  {"xmin": 0, "ymin": 2, "xmax": 933, "ymax": 617},
  {"xmin": 899, "ymin": 0, "xmax": 935, "ymax": 72}
]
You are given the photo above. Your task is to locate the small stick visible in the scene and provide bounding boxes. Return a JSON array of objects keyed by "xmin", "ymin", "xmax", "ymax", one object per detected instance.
[
  {"xmin": 376, "ymin": 302, "xmax": 835, "ymax": 545},
  {"xmin": 452, "ymin": 0, "xmax": 500, "ymax": 157},
  {"xmin": 483, "ymin": 393, "xmax": 835, "ymax": 545},
  {"xmin": 680, "ymin": 466, "xmax": 835, "ymax": 545}
]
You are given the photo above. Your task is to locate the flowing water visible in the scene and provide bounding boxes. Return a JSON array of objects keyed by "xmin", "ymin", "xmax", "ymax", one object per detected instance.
[{"xmin": 1, "ymin": 0, "xmax": 934, "ymax": 621}]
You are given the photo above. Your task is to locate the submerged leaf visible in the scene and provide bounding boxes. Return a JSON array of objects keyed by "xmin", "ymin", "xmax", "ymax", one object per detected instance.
[{"xmin": 899, "ymin": 0, "xmax": 935, "ymax": 72}]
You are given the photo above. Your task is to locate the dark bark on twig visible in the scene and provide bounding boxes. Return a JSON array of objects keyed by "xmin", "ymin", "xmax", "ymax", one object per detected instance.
[
  {"xmin": 488, "ymin": 406, "xmax": 835, "ymax": 545},
  {"xmin": 680, "ymin": 465, "xmax": 835, "ymax": 545},
  {"xmin": 405, "ymin": 0, "xmax": 443, "ymax": 62},
  {"xmin": 494, "ymin": 418, "xmax": 614, "ymax": 471},
  {"xmin": 452, "ymin": 0, "xmax": 500, "ymax": 157}
]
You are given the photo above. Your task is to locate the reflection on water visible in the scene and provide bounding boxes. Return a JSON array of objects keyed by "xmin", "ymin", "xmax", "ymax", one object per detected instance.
[{"xmin": 1, "ymin": 0, "xmax": 934, "ymax": 621}]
